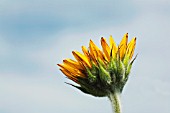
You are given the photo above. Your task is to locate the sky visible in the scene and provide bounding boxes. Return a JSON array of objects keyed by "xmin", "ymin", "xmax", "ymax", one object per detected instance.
[{"xmin": 0, "ymin": 0, "xmax": 170, "ymax": 113}]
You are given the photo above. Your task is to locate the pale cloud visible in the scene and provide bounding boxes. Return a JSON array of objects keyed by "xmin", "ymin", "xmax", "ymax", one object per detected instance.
[
  {"xmin": 0, "ymin": 73, "xmax": 110, "ymax": 113},
  {"xmin": 1, "ymin": 0, "xmax": 170, "ymax": 113},
  {"xmin": 153, "ymin": 80, "xmax": 170, "ymax": 96},
  {"xmin": 0, "ymin": 37, "xmax": 11, "ymax": 56}
]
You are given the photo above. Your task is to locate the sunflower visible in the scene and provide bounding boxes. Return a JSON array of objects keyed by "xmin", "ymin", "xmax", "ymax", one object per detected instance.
[{"xmin": 57, "ymin": 33, "xmax": 136, "ymax": 97}]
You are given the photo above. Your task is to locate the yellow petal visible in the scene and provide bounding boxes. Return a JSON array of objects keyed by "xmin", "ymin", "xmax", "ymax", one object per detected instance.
[
  {"xmin": 59, "ymin": 69, "xmax": 79, "ymax": 83},
  {"xmin": 72, "ymin": 51, "xmax": 91, "ymax": 68},
  {"xmin": 101, "ymin": 37, "xmax": 110, "ymax": 61},
  {"xmin": 82, "ymin": 46, "xmax": 89, "ymax": 56},
  {"xmin": 89, "ymin": 40, "xmax": 98, "ymax": 60},
  {"xmin": 119, "ymin": 33, "xmax": 128, "ymax": 60},
  {"xmin": 58, "ymin": 63, "xmax": 85, "ymax": 77},
  {"xmin": 82, "ymin": 46, "xmax": 90, "ymax": 61},
  {"xmin": 63, "ymin": 59, "xmax": 84, "ymax": 70},
  {"xmin": 127, "ymin": 37, "xmax": 136, "ymax": 59},
  {"xmin": 89, "ymin": 40, "xmax": 105, "ymax": 61},
  {"xmin": 109, "ymin": 35, "xmax": 117, "ymax": 57}
]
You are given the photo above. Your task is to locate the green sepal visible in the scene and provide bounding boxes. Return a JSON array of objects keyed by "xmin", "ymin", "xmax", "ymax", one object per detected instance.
[
  {"xmin": 123, "ymin": 55, "xmax": 130, "ymax": 69},
  {"xmin": 109, "ymin": 57, "xmax": 117, "ymax": 73},
  {"xmin": 116, "ymin": 60, "xmax": 125, "ymax": 80},
  {"xmin": 125, "ymin": 54, "xmax": 137, "ymax": 77},
  {"xmin": 98, "ymin": 60, "xmax": 112, "ymax": 85},
  {"xmin": 108, "ymin": 57, "xmax": 117, "ymax": 83},
  {"xmin": 91, "ymin": 61, "xmax": 99, "ymax": 75},
  {"xmin": 125, "ymin": 64, "xmax": 132, "ymax": 77},
  {"xmin": 86, "ymin": 67, "xmax": 96, "ymax": 83},
  {"xmin": 77, "ymin": 77, "xmax": 107, "ymax": 97},
  {"xmin": 65, "ymin": 82, "xmax": 91, "ymax": 94}
]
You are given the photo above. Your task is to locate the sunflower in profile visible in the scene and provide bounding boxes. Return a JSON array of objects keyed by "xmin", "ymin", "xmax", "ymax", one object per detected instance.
[{"xmin": 57, "ymin": 33, "xmax": 137, "ymax": 113}]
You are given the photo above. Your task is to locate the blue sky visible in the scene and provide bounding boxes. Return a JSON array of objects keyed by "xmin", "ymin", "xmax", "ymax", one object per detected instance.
[{"xmin": 0, "ymin": 0, "xmax": 170, "ymax": 113}]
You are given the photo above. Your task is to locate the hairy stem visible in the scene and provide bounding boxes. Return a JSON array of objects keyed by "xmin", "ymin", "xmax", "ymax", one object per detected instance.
[{"xmin": 108, "ymin": 92, "xmax": 122, "ymax": 113}]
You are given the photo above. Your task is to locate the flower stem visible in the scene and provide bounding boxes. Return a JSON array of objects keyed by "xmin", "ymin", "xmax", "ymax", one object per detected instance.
[{"xmin": 108, "ymin": 92, "xmax": 122, "ymax": 113}]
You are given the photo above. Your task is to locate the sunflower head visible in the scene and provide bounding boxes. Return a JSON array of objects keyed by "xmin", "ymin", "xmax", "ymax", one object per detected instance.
[{"xmin": 58, "ymin": 33, "xmax": 137, "ymax": 97}]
